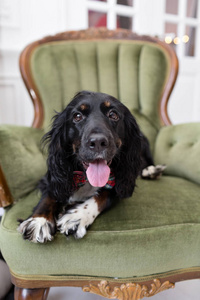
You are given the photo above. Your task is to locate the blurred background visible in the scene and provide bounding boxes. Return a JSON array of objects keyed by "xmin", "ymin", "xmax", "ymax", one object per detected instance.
[
  {"xmin": 0, "ymin": 0, "xmax": 200, "ymax": 127},
  {"xmin": 0, "ymin": 1, "xmax": 200, "ymax": 299}
]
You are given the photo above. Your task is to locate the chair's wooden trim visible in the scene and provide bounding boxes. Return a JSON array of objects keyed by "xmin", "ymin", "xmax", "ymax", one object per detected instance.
[
  {"xmin": 10, "ymin": 267, "xmax": 200, "ymax": 299},
  {"xmin": 158, "ymin": 42, "xmax": 179, "ymax": 125},
  {"xmin": 83, "ymin": 279, "xmax": 175, "ymax": 300},
  {"xmin": 11, "ymin": 269, "xmax": 200, "ymax": 299},
  {"xmin": 27, "ymin": 27, "xmax": 161, "ymax": 44},
  {"xmin": 19, "ymin": 27, "xmax": 178, "ymax": 129},
  {"xmin": 0, "ymin": 164, "xmax": 13, "ymax": 207},
  {"xmin": 11, "ymin": 269, "xmax": 200, "ymax": 300},
  {"xmin": 11, "ymin": 267, "xmax": 200, "ymax": 289},
  {"xmin": 19, "ymin": 42, "xmax": 44, "ymax": 129}
]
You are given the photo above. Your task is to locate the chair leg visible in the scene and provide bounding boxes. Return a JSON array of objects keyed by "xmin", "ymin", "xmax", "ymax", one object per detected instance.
[{"xmin": 14, "ymin": 287, "xmax": 50, "ymax": 300}]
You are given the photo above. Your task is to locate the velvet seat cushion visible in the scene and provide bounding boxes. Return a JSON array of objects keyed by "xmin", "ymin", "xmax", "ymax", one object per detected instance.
[{"xmin": 0, "ymin": 176, "xmax": 200, "ymax": 280}]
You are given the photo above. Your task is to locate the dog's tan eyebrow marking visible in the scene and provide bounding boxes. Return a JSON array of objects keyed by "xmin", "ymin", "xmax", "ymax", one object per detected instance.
[
  {"xmin": 104, "ymin": 101, "xmax": 111, "ymax": 107},
  {"xmin": 80, "ymin": 103, "xmax": 88, "ymax": 111}
]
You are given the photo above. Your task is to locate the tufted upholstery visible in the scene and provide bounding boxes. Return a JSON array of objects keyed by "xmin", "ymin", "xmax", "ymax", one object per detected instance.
[
  {"xmin": 154, "ymin": 123, "xmax": 200, "ymax": 185},
  {"xmin": 31, "ymin": 41, "xmax": 169, "ymax": 150}
]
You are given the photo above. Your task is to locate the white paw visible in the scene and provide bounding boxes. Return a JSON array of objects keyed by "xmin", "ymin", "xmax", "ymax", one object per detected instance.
[
  {"xmin": 142, "ymin": 165, "xmax": 166, "ymax": 179},
  {"xmin": 18, "ymin": 217, "xmax": 55, "ymax": 243},
  {"xmin": 57, "ymin": 198, "xmax": 99, "ymax": 239}
]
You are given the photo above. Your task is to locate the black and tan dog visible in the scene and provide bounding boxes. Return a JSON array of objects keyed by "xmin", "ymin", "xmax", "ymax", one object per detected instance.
[{"xmin": 18, "ymin": 91, "xmax": 165, "ymax": 243}]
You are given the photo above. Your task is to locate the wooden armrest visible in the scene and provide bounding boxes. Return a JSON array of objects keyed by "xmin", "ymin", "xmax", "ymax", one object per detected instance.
[{"xmin": 0, "ymin": 165, "xmax": 13, "ymax": 207}]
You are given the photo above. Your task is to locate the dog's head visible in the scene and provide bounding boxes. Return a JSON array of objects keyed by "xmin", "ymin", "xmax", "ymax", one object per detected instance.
[{"xmin": 44, "ymin": 91, "xmax": 142, "ymax": 200}]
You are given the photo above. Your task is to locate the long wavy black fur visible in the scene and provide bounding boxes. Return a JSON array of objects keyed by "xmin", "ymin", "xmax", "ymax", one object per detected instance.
[
  {"xmin": 112, "ymin": 105, "xmax": 142, "ymax": 198},
  {"xmin": 38, "ymin": 107, "xmax": 78, "ymax": 203}
]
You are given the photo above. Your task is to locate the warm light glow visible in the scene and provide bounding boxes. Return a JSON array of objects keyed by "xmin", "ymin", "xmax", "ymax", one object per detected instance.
[
  {"xmin": 182, "ymin": 35, "xmax": 189, "ymax": 43},
  {"xmin": 174, "ymin": 37, "xmax": 180, "ymax": 45},
  {"xmin": 165, "ymin": 34, "xmax": 190, "ymax": 45},
  {"xmin": 165, "ymin": 36, "xmax": 173, "ymax": 44}
]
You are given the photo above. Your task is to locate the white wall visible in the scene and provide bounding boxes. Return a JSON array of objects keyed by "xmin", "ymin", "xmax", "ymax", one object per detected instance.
[
  {"xmin": 0, "ymin": 0, "xmax": 200, "ymax": 126},
  {"xmin": 0, "ymin": 0, "xmax": 68, "ymax": 127}
]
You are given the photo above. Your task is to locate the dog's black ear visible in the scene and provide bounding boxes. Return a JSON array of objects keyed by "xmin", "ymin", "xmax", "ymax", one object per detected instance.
[
  {"xmin": 39, "ymin": 108, "xmax": 75, "ymax": 203},
  {"xmin": 114, "ymin": 108, "xmax": 142, "ymax": 198}
]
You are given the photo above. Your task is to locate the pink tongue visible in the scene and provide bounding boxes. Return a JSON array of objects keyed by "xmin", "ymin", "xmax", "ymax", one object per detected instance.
[{"xmin": 86, "ymin": 160, "xmax": 110, "ymax": 187}]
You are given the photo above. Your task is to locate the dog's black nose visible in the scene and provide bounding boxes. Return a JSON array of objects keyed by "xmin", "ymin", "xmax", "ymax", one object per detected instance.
[{"xmin": 88, "ymin": 134, "xmax": 108, "ymax": 152}]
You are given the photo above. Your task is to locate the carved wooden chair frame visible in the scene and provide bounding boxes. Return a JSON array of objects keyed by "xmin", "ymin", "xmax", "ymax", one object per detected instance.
[{"xmin": 1, "ymin": 28, "xmax": 200, "ymax": 300}]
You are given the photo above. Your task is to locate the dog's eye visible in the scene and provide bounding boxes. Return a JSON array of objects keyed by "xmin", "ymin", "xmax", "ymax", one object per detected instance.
[
  {"xmin": 73, "ymin": 112, "xmax": 83, "ymax": 122},
  {"xmin": 107, "ymin": 110, "xmax": 119, "ymax": 121}
]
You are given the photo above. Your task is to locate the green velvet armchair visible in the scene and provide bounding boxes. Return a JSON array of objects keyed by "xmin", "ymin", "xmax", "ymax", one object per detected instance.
[{"xmin": 0, "ymin": 28, "xmax": 200, "ymax": 300}]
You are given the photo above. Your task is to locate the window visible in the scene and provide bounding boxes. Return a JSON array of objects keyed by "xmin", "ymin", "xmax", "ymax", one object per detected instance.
[
  {"xmin": 87, "ymin": 0, "xmax": 135, "ymax": 30},
  {"xmin": 164, "ymin": 0, "xmax": 199, "ymax": 57}
]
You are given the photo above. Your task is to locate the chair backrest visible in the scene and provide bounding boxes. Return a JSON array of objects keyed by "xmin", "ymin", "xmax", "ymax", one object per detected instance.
[
  {"xmin": 20, "ymin": 28, "xmax": 178, "ymax": 151},
  {"xmin": 0, "ymin": 28, "xmax": 179, "ymax": 207}
]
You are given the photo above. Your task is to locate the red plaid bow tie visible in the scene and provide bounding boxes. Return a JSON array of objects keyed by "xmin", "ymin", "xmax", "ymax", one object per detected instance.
[{"xmin": 73, "ymin": 171, "xmax": 115, "ymax": 190}]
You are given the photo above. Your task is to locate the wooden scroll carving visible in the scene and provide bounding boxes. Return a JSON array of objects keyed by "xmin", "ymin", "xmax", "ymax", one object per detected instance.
[{"xmin": 83, "ymin": 279, "xmax": 175, "ymax": 300}]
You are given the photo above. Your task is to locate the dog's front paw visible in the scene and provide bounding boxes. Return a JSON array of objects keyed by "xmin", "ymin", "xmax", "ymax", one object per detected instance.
[
  {"xmin": 57, "ymin": 213, "xmax": 87, "ymax": 239},
  {"xmin": 18, "ymin": 217, "xmax": 56, "ymax": 243},
  {"xmin": 57, "ymin": 198, "xmax": 99, "ymax": 239},
  {"xmin": 142, "ymin": 165, "xmax": 166, "ymax": 179}
]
